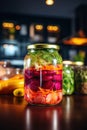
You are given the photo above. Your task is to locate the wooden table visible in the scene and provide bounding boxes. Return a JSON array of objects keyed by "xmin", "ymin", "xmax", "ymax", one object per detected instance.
[{"xmin": 0, "ymin": 95, "xmax": 87, "ymax": 130}]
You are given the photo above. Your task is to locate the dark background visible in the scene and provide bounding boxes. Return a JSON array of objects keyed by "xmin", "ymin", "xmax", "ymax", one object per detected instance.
[
  {"xmin": 0, "ymin": 0, "xmax": 87, "ymax": 67},
  {"xmin": 0, "ymin": 0, "xmax": 87, "ymax": 18}
]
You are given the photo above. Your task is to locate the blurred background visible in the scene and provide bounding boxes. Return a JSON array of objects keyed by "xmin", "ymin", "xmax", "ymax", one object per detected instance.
[{"xmin": 0, "ymin": 0, "xmax": 87, "ymax": 68}]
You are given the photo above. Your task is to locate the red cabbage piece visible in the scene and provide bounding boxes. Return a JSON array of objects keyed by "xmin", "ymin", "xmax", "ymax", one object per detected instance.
[
  {"xmin": 24, "ymin": 69, "xmax": 62, "ymax": 91},
  {"xmin": 29, "ymin": 79, "xmax": 40, "ymax": 91},
  {"xmin": 53, "ymin": 74, "xmax": 62, "ymax": 81}
]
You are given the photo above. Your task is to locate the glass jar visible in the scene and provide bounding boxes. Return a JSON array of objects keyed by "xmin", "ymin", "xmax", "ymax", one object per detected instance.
[
  {"xmin": 74, "ymin": 66, "xmax": 87, "ymax": 94},
  {"xmin": 63, "ymin": 61, "xmax": 74, "ymax": 95},
  {"xmin": 0, "ymin": 61, "xmax": 11, "ymax": 79},
  {"xmin": 24, "ymin": 43, "xmax": 63, "ymax": 106},
  {"xmin": 0, "ymin": 61, "xmax": 11, "ymax": 68}
]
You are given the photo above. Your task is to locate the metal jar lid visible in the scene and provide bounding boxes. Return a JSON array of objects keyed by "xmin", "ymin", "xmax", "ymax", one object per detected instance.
[
  {"xmin": 27, "ymin": 43, "xmax": 59, "ymax": 50},
  {"xmin": 63, "ymin": 60, "xmax": 73, "ymax": 65}
]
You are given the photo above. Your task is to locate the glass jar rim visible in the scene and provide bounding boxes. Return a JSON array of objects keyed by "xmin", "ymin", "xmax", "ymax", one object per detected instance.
[
  {"xmin": 73, "ymin": 61, "xmax": 84, "ymax": 66},
  {"xmin": 63, "ymin": 60, "xmax": 73, "ymax": 65},
  {"xmin": 27, "ymin": 43, "xmax": 59, "ymax": 50}
]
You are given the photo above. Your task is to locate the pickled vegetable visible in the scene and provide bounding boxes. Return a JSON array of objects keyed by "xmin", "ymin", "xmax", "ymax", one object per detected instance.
[
  {"xmin": 13, "ymin": 88, "xmax": 24, "ymax": 97},
  {"xmin": 24, "ymin": 87, "xmax": 62, "ymax": 105},
  {"xmin": 24, "ymin": 66, "xmax": 62, "ymax": 90},
  {"xmin": 25, "ymin": 49, "xmax": 62, "ymax": 68},
  {"xmin": 24, "ymin": 65, "xmax": 62, "ymax": 105},
  {"xmin": 0, "ymin": 74, "xmax": 24, "ymax": 94}
]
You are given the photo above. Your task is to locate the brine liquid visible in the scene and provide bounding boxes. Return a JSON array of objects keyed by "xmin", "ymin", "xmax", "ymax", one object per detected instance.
[{"xmin": 24, "ymin": 69, "xmax": 62, "ymax": 105}]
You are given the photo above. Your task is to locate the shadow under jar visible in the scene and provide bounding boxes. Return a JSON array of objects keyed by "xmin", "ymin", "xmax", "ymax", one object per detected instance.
[{"xmin": 24, "ymin": 43, "xmax": 63, "ymax": 106}]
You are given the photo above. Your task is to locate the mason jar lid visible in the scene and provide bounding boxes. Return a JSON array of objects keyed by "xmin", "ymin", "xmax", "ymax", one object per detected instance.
[
  {"xmin": 73, "ymin": 61, "xmax": 84, "ymax": 66},
  {"xmin": 63, "ymin": 60, "xmax": 73, "ymax": 65},
  {"xmin": 27, "ymin": 43, "xmax": 59, "ymax": 50}
]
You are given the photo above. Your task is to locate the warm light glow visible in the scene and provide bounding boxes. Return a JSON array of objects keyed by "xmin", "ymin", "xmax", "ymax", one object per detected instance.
[
  {"xmin": 35, "ymin": 25, "xmax": 43, "ymax": 31},
  {"xmin": 15, "ymin": 25, "xmax": 21, "ymax": 30},
  {"xmin": 71, "ymin": 37, "xmax": 87, "ymax": 45},
  {"xmin": 47, "ymin": 25, "xmax": 59, "ymax": 32},
  {"xmin": 45, "ymin": 0, "xmax": 54, "ymax": 5},
  {"xmin": 2, "ymin": 22, "xmax": 14, "ymax": 28},
  {"xmin": 29, "ymin": 24, "xmax": 35, "ymax": 38},
  {"xmin": 64, "ymin": 37, "xmax": 87, "ymax": 45}
]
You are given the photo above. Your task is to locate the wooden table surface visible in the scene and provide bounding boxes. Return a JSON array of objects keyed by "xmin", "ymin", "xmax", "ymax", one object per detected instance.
[{"xmin": 0, "ymin": 95, "xmax": 87, "ymax": 130}]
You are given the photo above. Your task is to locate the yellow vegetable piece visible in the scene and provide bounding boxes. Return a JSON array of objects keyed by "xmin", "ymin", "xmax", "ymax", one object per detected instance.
[{"xmin": 13, "ymin": 88, "xmax": 24, "ymax": 97}]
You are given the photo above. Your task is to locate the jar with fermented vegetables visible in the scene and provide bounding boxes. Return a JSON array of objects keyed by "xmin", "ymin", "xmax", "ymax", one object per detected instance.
[
  {"xmin": 63, "ymin": 61, "xmax": 74, "ymax": 95},
  {"xmin": 24, "ymin": 43, "xmax": 63, "ymax": 106},
  {"xmin": 74, "ymin": 66, "xmax": 87, "ymax": 94}
]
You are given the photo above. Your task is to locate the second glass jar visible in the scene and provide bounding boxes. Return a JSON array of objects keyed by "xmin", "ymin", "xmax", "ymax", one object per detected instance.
[
  {"xmin": 63, "ymin": 61, "xmax": 74, "ymax": 95},
  {"xmin": 74, "ymin": 66, "xmax": 87, "ymax": 94}
]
